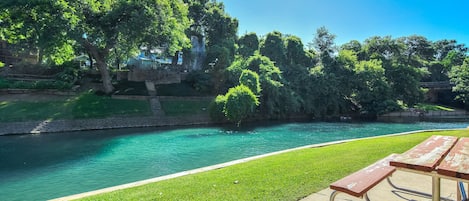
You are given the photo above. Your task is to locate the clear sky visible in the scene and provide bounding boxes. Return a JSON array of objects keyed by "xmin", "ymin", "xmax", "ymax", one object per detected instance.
[{"xmin": 220, "ymin": 0, "xmax": 469, "ymax": 46}]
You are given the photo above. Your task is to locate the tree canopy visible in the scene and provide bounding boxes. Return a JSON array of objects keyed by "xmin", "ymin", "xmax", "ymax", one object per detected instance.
[
  {"xmin": 1, "ymin": 0, "xmax": 191, "ymax": 93},
  {"xmin": 2, "ymin": 1, "xmax": 468, "ymax": 123}
]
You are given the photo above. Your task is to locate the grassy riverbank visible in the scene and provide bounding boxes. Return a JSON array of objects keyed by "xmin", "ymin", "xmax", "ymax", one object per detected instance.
[
  {"xmin": 76, "ymin": 129, "xmax": 469, "ymax": 201},
  {"xmin": 0, "ymin": 92, "xmax": 151, "ymax": 122}
]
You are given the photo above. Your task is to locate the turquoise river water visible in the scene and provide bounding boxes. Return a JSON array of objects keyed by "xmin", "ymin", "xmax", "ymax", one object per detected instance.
[{"xmin": 0, "ymin": 121, "xmax": 467, "ymax": 200}]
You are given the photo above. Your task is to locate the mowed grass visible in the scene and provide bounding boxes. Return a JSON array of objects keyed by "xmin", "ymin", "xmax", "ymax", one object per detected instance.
[
  {"xmin": 78, "ymin": 129, "xmax": 469, "ymax": 201},
  {"xmin": 0, "ymin": 92, "xmax": 152, "ymax": 122},
  {"xmin": 160, "ymin": 99, "xmax": 211, "ymax": 116},
  {"xmin": 415, "ymin": 103, "xmax": 455, "ymax": 111}
]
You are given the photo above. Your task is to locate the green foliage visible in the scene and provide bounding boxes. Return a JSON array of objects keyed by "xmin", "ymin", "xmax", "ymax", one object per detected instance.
[
  {"xmin": 1, "ymin": 0, "xmax": 192, "ymax": 93},
  {"xmin": 209, "ymin": 94, "xmax": 227, "ymax": 121},
  {"xmin": 414, "ymin": 103, "xmax": 455, "ymax": 112},
  {"xmin": 70, "ymin": 92, "xmax": 151, "ymax": 118},
  {"xmin": 259, "ymin": 31, "xmax": 286, "ymax": 66},
  {"xmin": 387, "ymin": 63, "xmax": 427, "ymax": 106},
  {"xmin": 184, "ymin": 70, "xmax": 214, "ymax": 94},
  {"xmin": 224, "ymin": 85, "xmax": 259, "ymax": 125},
  {"xmin": 0, "ymin": 78, "xmax": 72, "ymax": 90},
  {"xmin": 239, "ymin": 70, "xmax": 261, "ymax": 95},
  {"xmin": 0, "ymin": 91, "xmax": 151, "ymax": 122},
  {"xmin": 160, "ymin": 99, "xmax": 211, "ymax": 116},
  {"xmin": 0, "ymin": 61, "xmax": 4, "ymax": 68},
  {"xmin": 353, "ymin": 59, "xmax": 398, "ymax": 115},
  {"xmin": 450, "ymin": 58, "xmax": 469, "ymax": 104},
  {"xmin": 55, "ymin": 61, "xmax": 82, "ymax": 83},
  {"xmin": 157, "ymin": 83, "xmax": 200, "ymax": 96},
  {"xmin": 312, "ymin": 26, "xmax": 336, "ymax": 63},
  {"xmin": 285, "ymin": 35, "xmax": 313, "ymax": 67},
  {"xmin": 227, "ymin": 54, "xmax": 293, "ymax": 118},
  {"xmin": 204, "ymin": 1, "xmax": 238, "ymax": 68},
  {"xmin": 237, "ymin": 32, "xmax": 259, "ymax": 58}
]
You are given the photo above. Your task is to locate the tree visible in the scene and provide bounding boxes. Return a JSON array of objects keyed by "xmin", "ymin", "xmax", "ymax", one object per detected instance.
[
  {"xmin": 224, "ymin": 85, "xmax": 259, "ymax": 125},
  {"xmin": 202, "ymin": 1, "xmax": 238, "ymax": 92},
  {"xmin": 285, "ymin": 35, "xmax": 313, "ymax": 67},
  {"xmin": 450, "ymin": 57, "xmax": 469, "ymax": 105},
  {"xmin": 1, "ymin": 0, "xmax": 191, "ymax": 94},
  {"xmin": 227, "ymin": 54, "xmax": 301, "ymax": 118},
  {"xmin": 0, "ymin": 0, "xmax": 76, "ymax": 64},
  {"xmin": 259, "ymin": 31, "xmax": 286, "ymax": 66},
  {"xmin": 311, "ymin": 26, "xmax": 336, "ymax": 67},
  {"xmin": 353, "ymin": 59, "xmax": 397, "ymax": 115},
  {"xmin": 239, "ymin": 69, "xmax": 261, "ymax": 95},
  {"xmin": 237, "ymin": 32, "xmax": 259, "ymax": 58}
]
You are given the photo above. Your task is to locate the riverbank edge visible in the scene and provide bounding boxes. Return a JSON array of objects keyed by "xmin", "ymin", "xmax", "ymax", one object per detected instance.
[
  {"xmin": 50, "ymin": 128, "xmax": 467, "ymax": 201},
  {"xmin": 0, "ymin": 114, "xmax": 215, "ymax": 136}
]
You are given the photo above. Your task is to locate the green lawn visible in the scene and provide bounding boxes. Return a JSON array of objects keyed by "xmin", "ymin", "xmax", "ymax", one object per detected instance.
[
  {"xmin": 0, "ymin": 92, "xmax": 152, "ymax": 122},
  {"xmin": 78, "ymin": 129, "xmax": 469, "ymax": 201},
  {"xmin": 160, "ymin": 99, "xmax": 211, "ymax": 116},
  {"xmin": 415, "ymin": 103, "xmax": 455, "ymax": 111}
]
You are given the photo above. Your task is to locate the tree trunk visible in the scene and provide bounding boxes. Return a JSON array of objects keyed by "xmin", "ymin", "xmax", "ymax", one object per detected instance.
[
  {"xmin": 172, "ymin": 51, "xmax": 179, "ymax": 66},
  {"xmin": 82, "ymin": 40, "xmax": 114, "ymax": 94},
  {"xmin": 87, "ymin": 52, "xmax": 94, "ymax": 69},
  {"xmin": 96, "ymin": 58, "xmax": 114, "ymax": 94}
]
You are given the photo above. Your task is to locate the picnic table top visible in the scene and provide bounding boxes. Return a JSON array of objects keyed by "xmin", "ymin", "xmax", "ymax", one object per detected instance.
[
  {"xmin": 437, "ymin": 137, "xmax": 469, "ymax": 180},
  {"xmin": 390, "ymin": 135, "xmax": 458, "ymax": 172}
]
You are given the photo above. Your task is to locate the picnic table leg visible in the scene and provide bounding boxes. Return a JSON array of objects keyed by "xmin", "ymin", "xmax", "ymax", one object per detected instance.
[
  {"xmin": 458, "ymin": 181, "xmax": 468, "ymax": 201},
  {"xmin": 432, "ymin": 175, "xmax": 440, "ymax": 201},
  {"xmin": 387, "ymin": 177, "xmax": 432, "ymax": 198},
  {"xmin": 329, "ymin": 190, "xmax": 339, "ymax": 201}
]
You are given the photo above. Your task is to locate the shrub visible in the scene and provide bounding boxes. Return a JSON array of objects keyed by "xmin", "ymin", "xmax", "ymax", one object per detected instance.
[
  {"xmin": 0, "ymin": 78, "xmax": 11, "ymax": 88},
  {"xmin": 224, "ymin": 85, "xmax": 260, "ymax": 125},
  {"xmin": 55, "ymin": 61, "xmax": 82, "ymax": 83},
  {"xmin": 209, "ymin": 95, "xmax": 227, "ymax": 121},
  {"xmin": 184, "ymin": 70, "xmax": 213, "ymax": 94},
  {"xmin": 239, "ymin": 69, "xmax": 261, "ymax": 95}
]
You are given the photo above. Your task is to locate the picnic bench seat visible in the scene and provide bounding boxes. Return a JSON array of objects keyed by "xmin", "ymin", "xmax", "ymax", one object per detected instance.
[{"xmin": 329, "ymin": 154, "xmax": 399, "ymax": 201}]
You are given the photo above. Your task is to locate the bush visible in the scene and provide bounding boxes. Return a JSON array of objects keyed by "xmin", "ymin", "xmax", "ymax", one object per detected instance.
[
  {"xmin": 184, "ymin": 70, "xmax": 213, "ymax": 94},
  {"xmin": 224, "ymin": 85, "xmax": 260, "ymax": 125},
  {"xmin": 209, "ymin": 95, "xmax": 227, "ymax": 121},
  {"xmin": 55, "ymin": 61, "xmax": 82, "ymax": 83},
  {"xmin": 9, "ymin": 61, "xmax": 61, "ymax": 75}
]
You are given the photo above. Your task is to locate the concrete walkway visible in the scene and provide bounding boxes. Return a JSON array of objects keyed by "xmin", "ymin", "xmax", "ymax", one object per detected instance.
[{"xmin": 302, "ymin": 170, "xmax": 461, "ymax": 201}]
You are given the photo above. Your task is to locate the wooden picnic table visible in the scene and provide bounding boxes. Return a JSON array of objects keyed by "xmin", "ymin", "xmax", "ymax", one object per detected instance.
[{"xmin": 390, "ymin": 135, "xmax": 459, "ymax": 201}]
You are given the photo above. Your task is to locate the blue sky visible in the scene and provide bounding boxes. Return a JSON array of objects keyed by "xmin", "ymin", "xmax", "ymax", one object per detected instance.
[{"xmin": 220, "ymin": 0, "xmax": 469, "ymax": 46}]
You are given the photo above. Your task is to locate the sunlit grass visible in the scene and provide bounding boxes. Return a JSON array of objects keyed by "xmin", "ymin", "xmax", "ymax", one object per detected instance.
[
  {"xmin": 0, "ymin": 92, "xmax": 152, "ymax": 122},
  {"xmin": 415, "ymin": 103, "xmax": 455, "ymax": 111},
  {"xmin": 78, "ymin": 129, "xmax": 469, "ymax": 201},
  {"xmin": 160, "ymin": 99, "xmax": 211, "ymax": 116}
]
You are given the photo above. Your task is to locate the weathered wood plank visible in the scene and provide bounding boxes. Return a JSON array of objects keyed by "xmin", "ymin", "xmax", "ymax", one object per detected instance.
[
  {"xmin": 330, "ymin": 154, "xmax": 399, "ymax": 197},
  {"xmin": 437, "ymin": 137, "xmax": 469, "ymax": 180},
  {"xmin": 390, "ymin": 135, "xmax": 458, "ymax": 172}
]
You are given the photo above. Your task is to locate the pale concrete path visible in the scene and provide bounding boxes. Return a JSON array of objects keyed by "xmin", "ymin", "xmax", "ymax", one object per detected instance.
[{"xmin": 302, "ymin": 171, "xmax": 462, "ymax": 201}]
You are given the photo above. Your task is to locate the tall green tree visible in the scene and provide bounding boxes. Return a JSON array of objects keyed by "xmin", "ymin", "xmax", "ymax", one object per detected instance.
[
  {"xmin": 285, "ymin": 35, "xmax": 314, "ymax": 67},
  {"xmin": 202, "ymin": 1, "xmax": 238, "ymax": 92},
  {"xmin": 353, "ymin": 59, "xmax": 397, "ymax": 115},
  {"xmin": 259, "ymin": 31, "xmax": 286, "ymax": 66},
  {"xmin": 450, "ymin": 57, "xmax": 469, "ymax": 106},
  {"xmin": 239, "ymin": 69, "xmax": 261, "ymax": 95},
  {"xmin": 1, "ymin": 0, "xmax": 191, "ymax": 93},
  {"xmin": 0, "ymin": 0, "xmax": 76, "ymax": 64},
  {"xmin": 311, "ymin": 26, "xmax": 336, "ymax": 68},
  {"xmin": 237, "ymin": 32, "xmax": 259, "ymax": 58}
]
